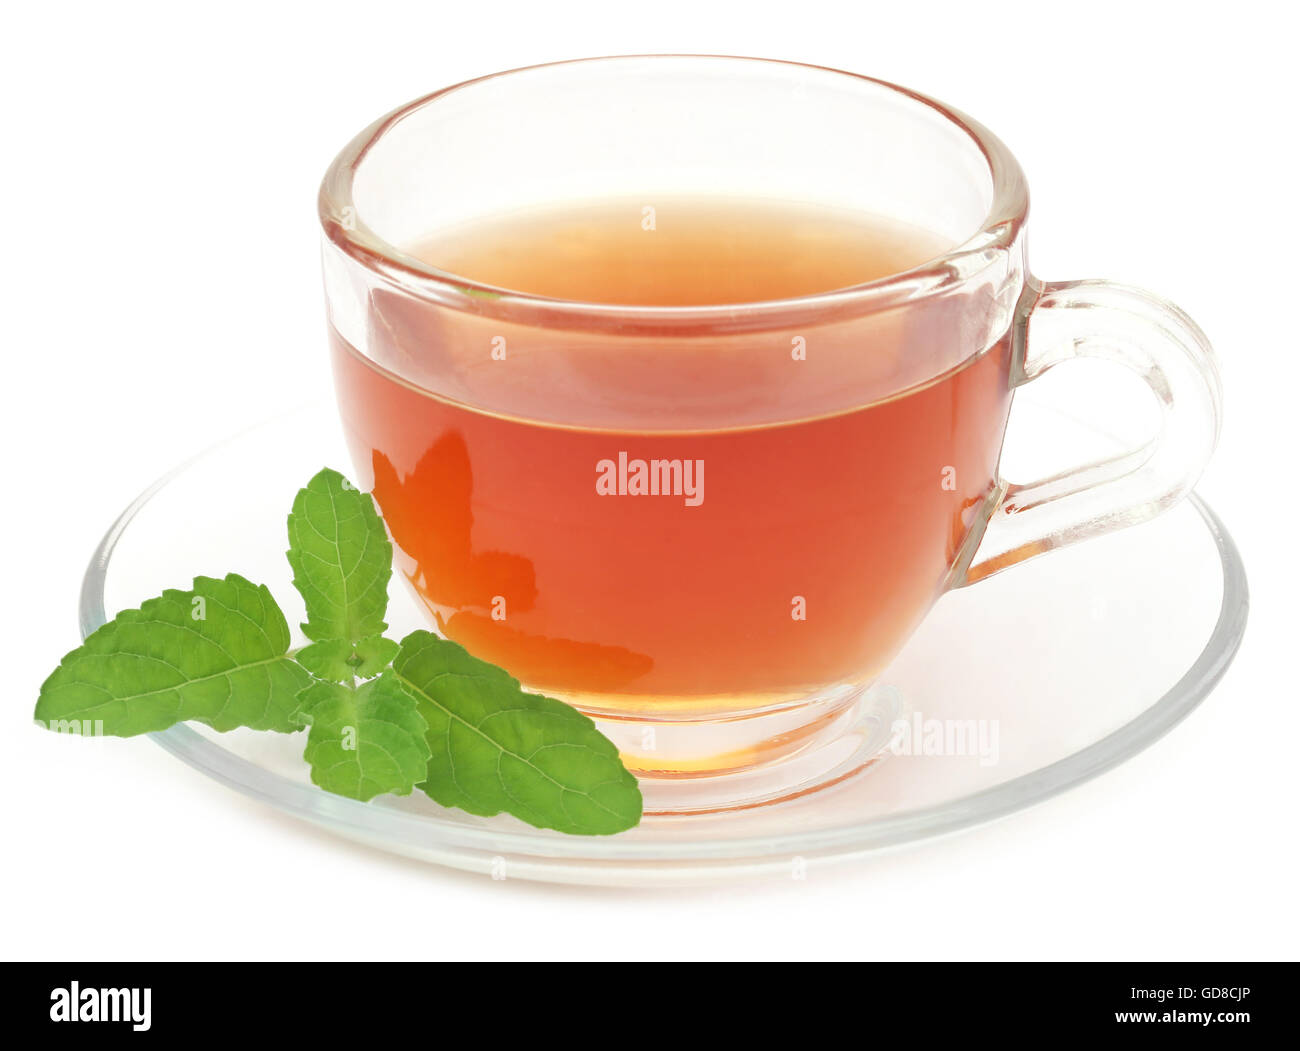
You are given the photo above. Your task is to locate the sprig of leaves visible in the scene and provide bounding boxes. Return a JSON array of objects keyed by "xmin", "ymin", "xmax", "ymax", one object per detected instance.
[{"xmin": 33, "ymin": 468, "xmax": 643, "ymax": 835}]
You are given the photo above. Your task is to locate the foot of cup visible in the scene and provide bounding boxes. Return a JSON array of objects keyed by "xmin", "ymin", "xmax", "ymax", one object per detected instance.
[{"xmin": 578, "ymin": 682, "xmax": 904, "ymax": 816}]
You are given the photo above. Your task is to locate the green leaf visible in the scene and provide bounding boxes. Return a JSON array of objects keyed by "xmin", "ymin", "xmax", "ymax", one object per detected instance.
[
  {"xmin": 379, "ymin": 631, "xmax": 642, "ymax": 835},
  {"xmin": 286, "ymin": 468, "xmax": 392, "ymax": 647},
  {"xmin": 295, "ymin": 635, "xmax": 398, "ymax": 684},
  {"xmin": 353, "ymin": 635, "xmax": 400, "ymax": 678},
  {"xmin": 35, "ymin": 574, "xmax": 311, "ymax": 736},
  {"xmin": 294, "ymin": 639, "xmax": 356, "ymax": 683},
  {"xmin": 293, "ymin": 679, "xmax": 429, "ymax": 801}
]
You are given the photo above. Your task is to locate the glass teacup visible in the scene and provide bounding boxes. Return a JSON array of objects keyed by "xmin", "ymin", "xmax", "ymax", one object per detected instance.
[{"xmin": 319, "ymin": 57, "xmax": 1221, "ymax": 812}]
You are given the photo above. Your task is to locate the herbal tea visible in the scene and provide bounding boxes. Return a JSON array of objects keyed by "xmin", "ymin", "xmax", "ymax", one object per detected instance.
[{"xmin": 332, "ymin": 198, "xmax": 1014, "ymax": 717}]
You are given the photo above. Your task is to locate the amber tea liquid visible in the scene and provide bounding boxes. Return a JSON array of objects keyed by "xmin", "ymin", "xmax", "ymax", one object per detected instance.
[{"xmin": 332, "ymin": 198, "xmax": 1014, "ymax": 720}]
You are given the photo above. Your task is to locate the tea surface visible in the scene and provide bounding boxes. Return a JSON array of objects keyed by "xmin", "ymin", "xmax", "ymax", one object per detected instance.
[{"xmin": 420, "ymin": 197, "xmax": 948, "ymax": 305}]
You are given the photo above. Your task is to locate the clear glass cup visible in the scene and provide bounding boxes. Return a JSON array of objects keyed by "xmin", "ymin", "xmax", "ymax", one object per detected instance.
[{"xmin": 318, "ymin": 56, "xmax": 1221, "ymax": 813}]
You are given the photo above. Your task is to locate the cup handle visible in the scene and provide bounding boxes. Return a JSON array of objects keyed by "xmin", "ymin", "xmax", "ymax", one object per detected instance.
[{"xmin": 953, "ymin": 277, "xmax": 1223, "ymax": 587}]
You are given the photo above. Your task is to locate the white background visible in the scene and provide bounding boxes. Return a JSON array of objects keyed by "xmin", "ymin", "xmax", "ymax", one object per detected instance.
[{"xmin": 3, "ymin": 1, "xmax": 1295, "ymax": 961}]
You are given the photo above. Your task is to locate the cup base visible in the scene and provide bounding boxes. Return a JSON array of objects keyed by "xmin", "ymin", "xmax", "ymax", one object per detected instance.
[{"xmin": 578, "ymin": 683, "xmax": 904, "ymax": 815}]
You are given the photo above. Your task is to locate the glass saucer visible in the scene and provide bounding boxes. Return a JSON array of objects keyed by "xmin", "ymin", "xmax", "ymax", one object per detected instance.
[{"xmin": 79, "ymin": 401, "xmax": 1248, "ymax": 886}]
